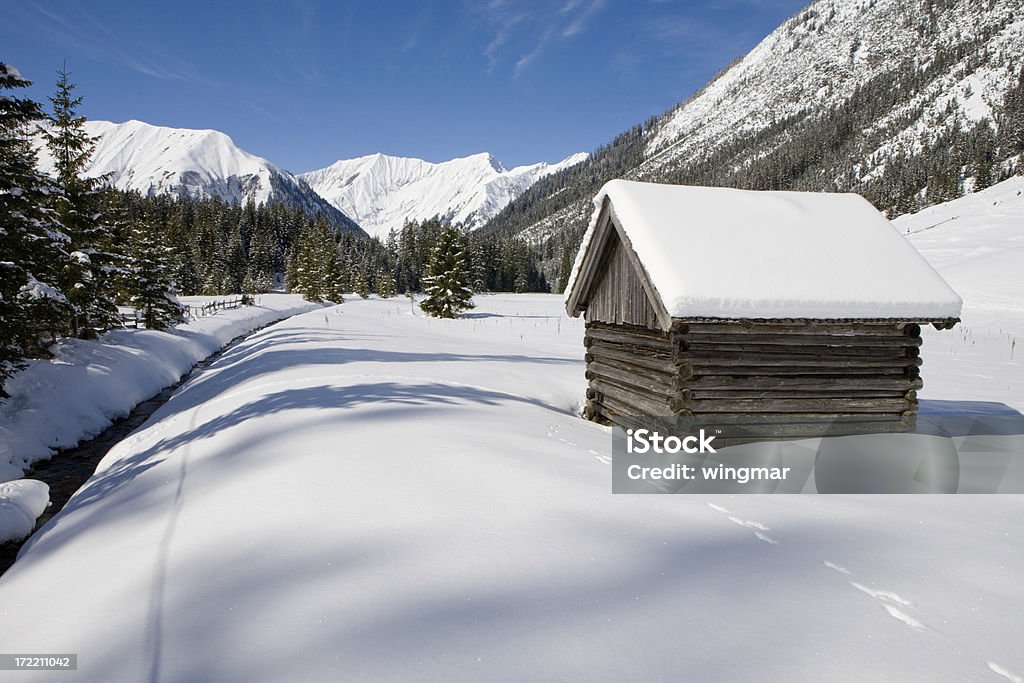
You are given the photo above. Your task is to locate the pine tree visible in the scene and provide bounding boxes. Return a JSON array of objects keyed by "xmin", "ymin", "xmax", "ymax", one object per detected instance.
[
  {"xmin": 224, "ymin": 221, "xmax": 247, "ymax": 293},
  {"xmin": 353, "ymin": 269, "xmax": 370, "ymax": 299},
  {"xmin": 122, "ymin": 217, "xmax": 183, "ymax": 330},
  {"xmin": 376, "ymin": 267, "xmax": 396, "ymax": 298},
  {"xmin": 0, "ymin": 62, "xmax": 74, "ymax": 394},
  {"xmin": 419, "ymin": 227, "xmax": 474, "ymax": 318},
  {"xmin": 326, "ymin": 248, "xmax": 347, "ymax": 304},
  {"xmin": 41, "ymin": 67, "xmax": 123, "ymax": 337},
  {"xmin": 243, "ymin": 220, "xmax": 275, "ymax": 293}
]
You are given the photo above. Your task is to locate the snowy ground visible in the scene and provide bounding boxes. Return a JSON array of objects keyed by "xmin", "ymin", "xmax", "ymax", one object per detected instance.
[
  {"xmin": 0, "ymin": 294, "xmax": 322, "ymax": 541},
  {"xmin": 0, "ymin": 180, "xmax": 1021, "ymax": 681},
  {"xmin": 0, "ymin": 288, "xmax": 1020, "ymax": 680},
  {"xmin": 899, "ymin": 176, "xmax": 1024, "ymax": 413}
]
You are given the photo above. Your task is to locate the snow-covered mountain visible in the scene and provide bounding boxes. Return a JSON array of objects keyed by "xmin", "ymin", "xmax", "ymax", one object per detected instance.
[
  {"xmin": 640, "ymin": 0, "xmax": 1021, "ymax": 176},
  {"xmin": 35, "ymin": 120, "xmax": 362, "ymax": 233},
  {"xmin": 300, "ymin": 151, "xmax": 588, "ymax": 238},
  {"xmin": 488, "ymin": 0, "xmax": 1024, "ymax": 250}
]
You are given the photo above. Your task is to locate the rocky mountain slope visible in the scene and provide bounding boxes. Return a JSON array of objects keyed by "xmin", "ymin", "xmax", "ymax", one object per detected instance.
[{"xmin": 482, "ymin": 0, "xmax": 1024, "ymax": 287}]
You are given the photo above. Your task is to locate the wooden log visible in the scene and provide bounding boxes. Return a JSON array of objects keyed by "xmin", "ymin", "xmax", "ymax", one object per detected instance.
[
  {"xmin": 586, "ymin": 361, "xmax": 675, "ymax": 396},
  {"xmin": 585, "ymin": 326, "xmax": 672, "ymax": 350},
  {"xmin": 687, "ymin": 388, "xmax": 915, "ymax": 400},
  {"xmin": 681, "ymin": 376, "xmax": 924, "ymax": 391},
  {"xmin": 674, "ymin": 334, "xmax": 922, "ymax": 347},
  {"xmin": 589, "ymin": 378, "xmax": 673, "ymax": 416},
  {"xmin": 592, "ymin": 396, "xmax": 669, "ymax": 425},
  {"xmin": 585, "ymin": 345, "xmax": 681, "ymax": 372},
  {"xmin": 691, "ymin": 367, "xmax": 912, "ymax": 377},
  {"xmin": 683, "ymin": 356, "xmax": 923, "ymax": 369},
  {"xmin": 678, "ymin": 342, "xmax": 919, "ymax": 357},
  {"xmin": 679, "ymin": 322, "xmax": 909, "ymax": 336},
  {"xmin": 675, "ymin": 412, "xmax": 909, "ymax": 424},
  {"xmin": 678, "ymin": 348, "xmax": 912, "ymax": 362},
  {"xmin": 683, "ymin": 397, "xmax": 916, "ymax": 413},
  {"xmin": 708, "ymin": 420, "xmax": 913, "ymax": 441}
]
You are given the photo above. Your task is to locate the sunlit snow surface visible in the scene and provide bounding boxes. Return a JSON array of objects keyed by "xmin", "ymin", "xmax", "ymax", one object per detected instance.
[{"xmin": 0, "ymin": 179, "xmax": 1022, "ymax": 681}]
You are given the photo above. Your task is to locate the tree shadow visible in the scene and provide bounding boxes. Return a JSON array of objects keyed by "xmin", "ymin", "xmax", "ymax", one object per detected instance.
[
  {"xmin": 23, "ymin": 380, "xmax": 571, "ymax": 558},
  {"xmin": 173, "ymin": 343, "xmax": 579, "ymax": 408},
  {"xmin": 918, "ymin": 399, "xmax": 1024, "ymax": 437}
]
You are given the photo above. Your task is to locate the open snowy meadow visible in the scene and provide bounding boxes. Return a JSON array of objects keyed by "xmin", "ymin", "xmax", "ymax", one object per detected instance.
[{"xmin": 0, "ymin": 178, "xmax": 1021, "ymax": 681}]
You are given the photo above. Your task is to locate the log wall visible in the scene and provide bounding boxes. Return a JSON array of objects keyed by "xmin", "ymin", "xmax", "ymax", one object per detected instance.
[{"xmin": 584, "ymin": 320, "xmax": 925, "ymax": 444}]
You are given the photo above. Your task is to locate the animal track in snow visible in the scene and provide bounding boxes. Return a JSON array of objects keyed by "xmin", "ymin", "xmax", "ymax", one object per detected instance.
[
  {"xmin": 988, "ymin": 662, "xmax": 1024, "ymax": 683},
  {"xmin": 705, "ymin": 503, "xmax": 777, "ymax": 544},
  {"xmin": 849, "ymin": 582, "xmax": 913, "ymax": 607},
  {"xmin": 726, "ymin": 515, "xmax": 769, "ymax": 531}
]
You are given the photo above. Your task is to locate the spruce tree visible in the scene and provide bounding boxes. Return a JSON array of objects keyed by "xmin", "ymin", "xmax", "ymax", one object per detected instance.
[
  {"xmin": 243, "ymin": 220, "xmax": 275, "ymax": 293},
  {"xmin": 123, "ymin": 217, "xmax": 183, "ymax": 330},
  {"xmin": 353, "ymin": 269, "xmax": 370, "ymax": 299},
  {"xmin": 376, "ymin": 268, "xmax": 396, "ymax": 298},
  {"xmin": 0, "ymin": 62, "xmax": 73, "ymax": 394},
  {"xmin": 419, "ymin": 227, "xmax": 474, "ymax": 318},
  {"xmin": 42, "ymin": 67, "xmax": 123, "ymax": 337}
]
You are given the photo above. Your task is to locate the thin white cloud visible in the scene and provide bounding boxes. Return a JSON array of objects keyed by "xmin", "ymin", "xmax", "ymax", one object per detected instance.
[
  {"xmin": 23, "ymin": 2, "xmax": 215, "ymax": 84},
  {"xmin": 562, "ymin": 0, "xmax": 605, "ymax": 37},
  {"xmin": 470, "ymin": 0, "xmax": 607, "ymax": 77}
]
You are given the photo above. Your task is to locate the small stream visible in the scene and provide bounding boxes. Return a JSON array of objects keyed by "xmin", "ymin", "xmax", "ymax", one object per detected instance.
[{"xmin": 0, "ymin": 326, "xmax": 263, "ymax": 577}]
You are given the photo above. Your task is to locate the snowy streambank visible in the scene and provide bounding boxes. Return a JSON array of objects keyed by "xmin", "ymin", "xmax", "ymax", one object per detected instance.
[
  {"xmin": 0, "ymin": 293, "xmax": 323, "ymax": 484},
  {"xmin": 0, "ymin": 480, "xmax": 49, "ymax": 546},
  {"xmin": 0, "ymin": 295, "xmax": 1021, "ymax": 682}
]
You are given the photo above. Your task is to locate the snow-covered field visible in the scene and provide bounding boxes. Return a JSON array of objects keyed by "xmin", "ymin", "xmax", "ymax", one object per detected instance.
[
  {"xmin": 0, "ymin": 179, "xmax": 1021, "ymax": 681},
  {"xmin": 0, "ymin": 293, "xmax": 323, "ymax": 541},
  {"xmin": 900, "ymin": 176, "xmax": 1024, "ymax": 412}
]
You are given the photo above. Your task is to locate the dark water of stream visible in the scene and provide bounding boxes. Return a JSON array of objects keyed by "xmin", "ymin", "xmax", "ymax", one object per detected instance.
[{"xmin": 0, "ymin": 327, "xmax": 259, "ymax": 577}]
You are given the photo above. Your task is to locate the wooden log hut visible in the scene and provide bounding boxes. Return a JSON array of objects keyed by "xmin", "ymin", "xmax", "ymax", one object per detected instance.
[{"xmin": 564, "ymin": 180, "xmax": 962, "ymax": 444}]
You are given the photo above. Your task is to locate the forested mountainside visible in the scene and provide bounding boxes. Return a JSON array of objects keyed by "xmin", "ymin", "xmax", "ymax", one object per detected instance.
[{"xmin": 482, "ymin": 0, "xmax": 1024, "ymax": 289}]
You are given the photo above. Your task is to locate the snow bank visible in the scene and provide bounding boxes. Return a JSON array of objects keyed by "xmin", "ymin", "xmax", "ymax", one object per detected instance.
[
  {"xmin": 567, "ymin": 180, "xmax": 963, "ymax": 320},
  {"xmin": 0, "ymin": 480, "xmax": 49, "ymax": 543},
  {"xmin": 0, "ymin": 293, "xmax": 322, "ymax": 481}
]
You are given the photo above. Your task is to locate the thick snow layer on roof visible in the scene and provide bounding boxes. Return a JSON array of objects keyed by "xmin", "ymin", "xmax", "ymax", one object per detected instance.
[{"xmin": 568, "ymin": 180, "xmax": 962, "ymax": 320}]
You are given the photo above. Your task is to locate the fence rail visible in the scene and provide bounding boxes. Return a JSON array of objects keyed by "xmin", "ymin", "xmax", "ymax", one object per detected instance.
[
  {"xmin": 119, "ymin": 297, "xmax": 246, "ymax": 329},
  {"xmin": 183, "ymin": 297, "xmax": 245, "ymax": 320}
]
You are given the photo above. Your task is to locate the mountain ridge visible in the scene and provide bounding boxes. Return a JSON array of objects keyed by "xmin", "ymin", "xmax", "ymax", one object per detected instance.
[
  {"xmin": 300, "ymin": 150, "xmax": 588, "ymax": 239},
  {"xmin": 35, "ymin": 119, "xmax": 364, "ymax": 233}
]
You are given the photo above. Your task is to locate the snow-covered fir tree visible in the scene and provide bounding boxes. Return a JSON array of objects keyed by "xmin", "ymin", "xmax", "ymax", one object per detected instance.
[
  {"xmin": 376, "ymin": 267, "xmax": 396, "ymax": 298},
  {"xmin": 419, "ymin": 227, "xmax": 474, "ymax": 319},
  {"xmin": 0, "ymin": 62, "xmax": 73, "ymax": 393},
  {"xmin": 243, "ymin": 219, "xmax": 276, "ymax": 294},
  {"xmin": 286, "ymin": 215, "xmax": 338, "ymax": 302},
  {"xmin": 122, "ymin": 217, "xmax": 183, "ymax": 330},
  {"xmin": 354, "ymin": 269, "xmax": 370, "ymax": 299},
  {"xmin": 41, "ymin": 67, "xmax": 123, "ymax": 337}
]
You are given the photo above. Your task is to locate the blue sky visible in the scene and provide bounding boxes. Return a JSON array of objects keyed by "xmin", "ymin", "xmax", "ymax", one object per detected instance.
[{"xmin": 3, "ymin": 0, "xmax": 807, "ymax": 172}]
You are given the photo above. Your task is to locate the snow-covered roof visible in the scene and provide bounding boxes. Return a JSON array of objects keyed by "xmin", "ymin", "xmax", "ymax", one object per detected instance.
[{"xmin": 565, "ymin": 180, "xmax": 963, "ymax": 323}]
